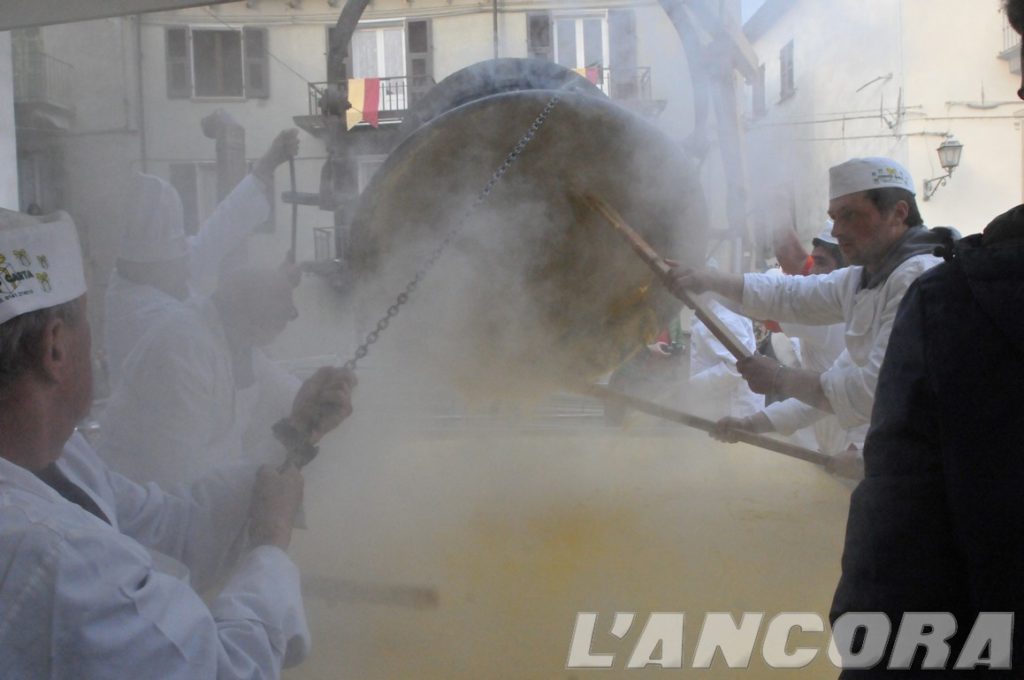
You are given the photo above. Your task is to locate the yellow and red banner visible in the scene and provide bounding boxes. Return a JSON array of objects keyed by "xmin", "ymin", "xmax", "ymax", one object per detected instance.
[
  {"xmin": 346, "ymin": 78, "xmax": 381, "ymax": 129},
  {"xmin": 574, "ymin": 67, "xmax": 602, "ymax": 85}
]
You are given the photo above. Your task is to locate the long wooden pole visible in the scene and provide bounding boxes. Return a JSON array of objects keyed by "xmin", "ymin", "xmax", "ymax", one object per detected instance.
[
  {"xmin": 576, "ymin": 192, "xmax": 752, "ymax": 361},
  {"xmin": 288, "ymin": 158, "xmax": 298, "ymax": 264},
  {"xmin": 301, "ymin": 574, "xmax": 439, "ymax": 609},
  {"xmin": 584, "ymin": 384, "xmax": 830, "ymax": 467}
]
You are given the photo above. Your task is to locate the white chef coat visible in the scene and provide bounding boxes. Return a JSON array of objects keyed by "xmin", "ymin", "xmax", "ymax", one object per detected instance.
[
  {"xmin": 98, "ymin": 297, "xmax": 297, "ymax": 488},
  {"xmin": 0, "ymin": 433, "xmax": 309, "ymax": 679},
  {"xmin": 687, "ymin": 298, "xmax": 763, "ymax": 419},
  {"xmin": 104, "ymin": 174, "xmax": 270, "ymax": 387},
  {"xmin": 764, "ymin": 349, "xmax": 870, "ymax": 454},
  {"xmin": 740, "ymin": 252, "xmax": 941, "ymax": 428},
  {"xmin": 762, "ymin": 320, "xmax": 867, "ymax": 454}
]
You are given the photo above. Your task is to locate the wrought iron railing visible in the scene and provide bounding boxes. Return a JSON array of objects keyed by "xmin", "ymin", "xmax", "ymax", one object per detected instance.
[
  {"xmin": 13, "ymin": 51, "xmax": 74, "ymax": 112},
  {"xmin": 572, "ymin": 66, "xmax": 653, "ymax": 102},
  {"xmin": 308, "ymin": 75, "xmax": 435, "ymax": 120}
]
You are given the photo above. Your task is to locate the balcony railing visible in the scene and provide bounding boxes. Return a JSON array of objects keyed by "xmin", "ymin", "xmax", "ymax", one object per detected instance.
[
  {"xmin": 307, "ymin": 75, "xmax": 435, "ymax": 122},
  {"xmin": 610, "ymin": 66, "xmax": 653, "ymax": 101},
  {"xmin": 13, "ymin": 51, "xmax": 74, "ymax": 113},
  {"xmin": 577, "ymin": 66, "xmax": 665, "ymax": 117},
  {"xmin": 571, "ymin": 66, "xmax": 654, "ymax": 101}
]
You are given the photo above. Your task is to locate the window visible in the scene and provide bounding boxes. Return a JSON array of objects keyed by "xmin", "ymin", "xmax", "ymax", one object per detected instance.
[
  {"xmin": 527, "ymin": 14, "xmax": 611, "ymax": 94},
  {"xmin": 193, "ymin": 30, "xmax": 243, "ymax": 96},
  {"xmin": 326, "ymin": 21, "xmax": 433, "ymax": 113},
  {"xmin": 350, "ymin": 26, "xmax": 405, "ymax": 79},
  {"xmin": 169, "ymin": 162, "xmax": 274, "ymax": 235},
  {"xmin": 779, "ymin": 40, "xmax": 795, "ymax": 100},
  {"xmin": 555, "ymin": 16, "xmax": 607, "ymax": 71},
  {"xmin": 165, "ymin": 26, "xmax": 269, "ymax": 99},
  {"xmin": 554, "ymin": 15, "xmax": 610, "ymax": 94},
  {"xmin": 356, "ymin": 155, "xmax": 388, "ymax": 193},
  {"xmin": 752, "ymin": 63, "xmax": 766, "ymax": 117},
  {"xmin": 352, "ymin": 25, "xmax": 407, "ymax": 110}
]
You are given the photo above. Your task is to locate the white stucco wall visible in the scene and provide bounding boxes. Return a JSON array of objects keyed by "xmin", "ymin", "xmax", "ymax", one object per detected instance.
[
  {"xmin": 901, "ymin": 0, "xmax": 1022, "ymax": 232},
  {"xmin": 433, "ymin": 13, "xmax": 498, "ymax": 78},
  {"xmin": 745, "ymin": 0, "xmax": 1020, "ymax": 242},
  {"xmin": 0, "ymin": 32, "xmax": 18, "ymax": 210}
]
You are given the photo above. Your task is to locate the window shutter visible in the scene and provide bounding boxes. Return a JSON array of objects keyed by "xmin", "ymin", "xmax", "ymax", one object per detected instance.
[
  {"xmin": 166, "ymin": 27, "xmax": 193, "ymax": 99},
  {"xmin": 326, "ymin": 26, "xmax": 350, "ymax": 82},
  {"xmin": 527, "ymin": 13, "xmax": 552, "ymax": 61},
  {"xmin": 780, "ymin": 40, "xmax": 795, "ymax": 99},
  {"xmin": 243, "ymin": 27, "xmax": 270, "ymax": 98},
  {"xmin": 608, "ymin": 9, "xmax": 637, "ymax": 99},
  {"xmin": 406, "ymin": 19, "xmax": 432, "ymax": 106}
]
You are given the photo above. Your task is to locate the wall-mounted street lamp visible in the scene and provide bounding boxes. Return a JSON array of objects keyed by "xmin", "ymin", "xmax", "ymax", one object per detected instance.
[{"xmin": 922, "ymin": 136, "xmax": 964, "ymax": 201}]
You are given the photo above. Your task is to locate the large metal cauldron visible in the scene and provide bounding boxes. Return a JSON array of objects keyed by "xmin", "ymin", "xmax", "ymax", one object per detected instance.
[{"xmin": 349, "ymin": 90, "xmax": 708, "ymax": 399}]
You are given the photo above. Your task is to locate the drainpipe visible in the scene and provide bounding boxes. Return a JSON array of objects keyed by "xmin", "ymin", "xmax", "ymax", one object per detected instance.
[
  {"xmin": 135, "ymin": 14, "xmax": 148, "ymax": 173},
  {"xmin": 492, "ymin": 0, "xmax": 499, "ymax": 60}
]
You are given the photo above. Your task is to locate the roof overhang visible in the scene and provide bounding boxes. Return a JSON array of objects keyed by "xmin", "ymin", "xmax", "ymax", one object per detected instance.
[{"xmin": 0, "ymin": 0, "xmax": 238, "ymax": 31}]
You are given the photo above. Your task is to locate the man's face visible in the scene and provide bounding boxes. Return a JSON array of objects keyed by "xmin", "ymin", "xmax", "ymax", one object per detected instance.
[
  {"xmin": 828, "ymin": 191, "xmax": 908, "ymax": 269},
  {"xmin": 810, "ymin": 245, "xmax": 841, "ymax": 275}
]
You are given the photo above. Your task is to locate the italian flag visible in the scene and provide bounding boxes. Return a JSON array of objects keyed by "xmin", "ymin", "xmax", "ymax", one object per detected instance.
[{"xmin": 346, "ymin": 78, "xmax": 381, "ymax": 129}]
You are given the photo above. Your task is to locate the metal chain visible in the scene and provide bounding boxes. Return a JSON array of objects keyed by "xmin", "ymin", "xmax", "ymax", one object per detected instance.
[{"xmin": 343, "ymin": 94, "xmax": 561, "ymax": 372}]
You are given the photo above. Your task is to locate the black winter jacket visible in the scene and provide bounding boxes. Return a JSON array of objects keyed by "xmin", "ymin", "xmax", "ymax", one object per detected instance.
[{"xmin": 831, "ymin": 205, "xmax": 1024, "ymax": 676}]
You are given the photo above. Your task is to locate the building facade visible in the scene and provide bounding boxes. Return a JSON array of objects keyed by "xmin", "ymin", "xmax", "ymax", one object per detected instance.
[
  {"xmin": 11, "ymin": 0, "xmax": 749, "ymax": 360},
  {"xmin": 743, "ymin": 0, "xmax": 1022, "ymax": 244}
]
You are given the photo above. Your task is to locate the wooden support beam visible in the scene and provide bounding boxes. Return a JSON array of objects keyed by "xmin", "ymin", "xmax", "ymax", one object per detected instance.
[{"xmin": 679, "ymin": 0, "xmax": 761, "ymax": 80}]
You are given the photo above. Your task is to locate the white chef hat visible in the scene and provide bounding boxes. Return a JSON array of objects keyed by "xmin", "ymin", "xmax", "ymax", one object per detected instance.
[
  {"xmin": 0, "ymin": 209, "xmax": 87, "ymax": 326},
  {"xmin": 812, "ymin": 220, "xmax": 838, "ymax": 247},
  {"xmin": 116, "ymin": 173, "xmax": 188, "ymax": 263},
  {"xmin": 828, "ymin": 157, "xmax": 915, "ymax": 200}
]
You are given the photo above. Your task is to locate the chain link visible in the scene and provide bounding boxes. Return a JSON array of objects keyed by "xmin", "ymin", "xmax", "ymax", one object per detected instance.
[{"xmin": 342, "ymin": 94, "xmax": 561, "ymax": 372}]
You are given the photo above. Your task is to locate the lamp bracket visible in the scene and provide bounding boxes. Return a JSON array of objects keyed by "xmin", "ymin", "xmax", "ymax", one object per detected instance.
[{"xmin": 923, "ymin": 172, "xmax": 951, "ymax": 201}]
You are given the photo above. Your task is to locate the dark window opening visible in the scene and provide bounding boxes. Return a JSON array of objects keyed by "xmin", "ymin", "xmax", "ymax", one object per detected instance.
[
  {"xmin": 780, "ymin": 40, "xmax": 795, "ymax": 100},
  {"xmin": 527, "ymin": 13, "xmax": 553, "ymax": 61},
  {"xmin": 165, "ymin": 26, "xmax": 268, "ymax": 99},
  {"xmin": 193, "ymin": 30, "xmax": 243, "ymax": 97}
]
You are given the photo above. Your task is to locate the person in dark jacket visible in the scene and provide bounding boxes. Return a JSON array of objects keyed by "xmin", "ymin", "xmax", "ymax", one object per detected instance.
[
  {"xmin": 831, "ymin": 208, "xmax": 1024, "ymax": 675},
  {"xmin": 830, "ymin": 2, "xmax": 1024, "ymax": 674}
]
